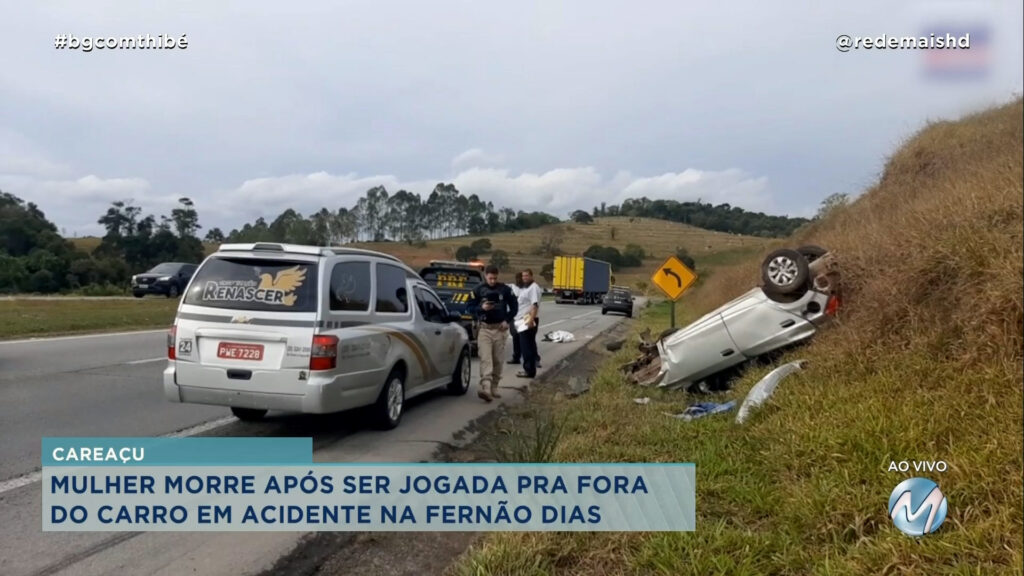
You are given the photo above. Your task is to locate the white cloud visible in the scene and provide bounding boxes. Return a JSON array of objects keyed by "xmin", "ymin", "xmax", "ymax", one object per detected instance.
[
  {"xmin": 0, "ymin": 171, "xmax": 155, "ymax": 236},
  {"xmin": 2, "ymin": 160, "xmax": 770, "ymax": 236},
  {"xmin": 195, "ymin": 163, "xmax": 772, "ymax": 232},
  {"xmin": 451, "ymin": 148, "xmax": 504, "ymax": 169},
  {"xmin": 2, "ymin": 1, "xmax": 1020, "ymax": 236}
]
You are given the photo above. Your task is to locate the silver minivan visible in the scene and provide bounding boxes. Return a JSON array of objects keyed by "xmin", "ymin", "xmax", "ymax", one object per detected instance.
[{"xmin": 163, "ymin": 243, "xmax": 471, "ymax": 429}]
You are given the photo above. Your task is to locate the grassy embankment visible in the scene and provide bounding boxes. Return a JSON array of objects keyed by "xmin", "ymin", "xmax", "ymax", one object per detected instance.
[
  {"xmin": 452, "ymin": 100, "xmax": 1024, "ymax": 574},
  {"xmin": 0, "ymin": 298, "xmax": 178, "ymax": 340}
]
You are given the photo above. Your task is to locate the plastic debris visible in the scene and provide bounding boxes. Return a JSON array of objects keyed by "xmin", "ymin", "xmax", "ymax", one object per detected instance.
[
  {"xmin": 543, "ymin": 330, "xmax": 576, "ymax": 343},
  {"xmin": 664, "ymin": 400, "xmax": 736, "ymax": 421},
  {"xmin": 633, "ymin": 397, "xmax": 651, "ymax": 405},
  {"xmin": 735, "ymin": 360, "xmax": 806, "ymax": 424}
]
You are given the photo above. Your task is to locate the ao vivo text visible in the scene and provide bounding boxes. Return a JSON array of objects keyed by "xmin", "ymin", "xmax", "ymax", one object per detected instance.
[{"xmin": 887, "ymin": 460, "xmax": 948, "ymax": 473}]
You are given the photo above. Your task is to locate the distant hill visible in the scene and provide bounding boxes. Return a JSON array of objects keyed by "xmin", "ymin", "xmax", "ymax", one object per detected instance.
[
  {"xmin": 69, "ymin": 217, "xmax": 769, "ymax": 291},
  {"xmin": 352, "ymin": 216, "xmax": 770, "ymax": 288}
]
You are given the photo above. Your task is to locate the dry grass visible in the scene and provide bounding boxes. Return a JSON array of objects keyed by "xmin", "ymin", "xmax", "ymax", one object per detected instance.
[
  {"xmin": 451, "ymin": 99, "xmax": 1024, "ymax": 574},
  {"xmin": 353, "ymin": 217, "xmax": 768, "ymax": 290}
]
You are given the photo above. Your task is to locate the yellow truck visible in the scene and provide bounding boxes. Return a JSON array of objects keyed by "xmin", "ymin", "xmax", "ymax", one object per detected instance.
[{"xmin": 552, "ymin": 256, "xmax": 612, "ymax": 305}]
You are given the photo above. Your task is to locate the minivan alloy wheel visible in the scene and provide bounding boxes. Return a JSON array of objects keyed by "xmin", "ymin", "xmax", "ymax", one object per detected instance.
[
  {"xmin": 461, "ymin": 355, "xmax": 471, "ymax": 390},
  {"xmin": 386, "ymin": 377, "xmax": 403, "ymax": 422}
]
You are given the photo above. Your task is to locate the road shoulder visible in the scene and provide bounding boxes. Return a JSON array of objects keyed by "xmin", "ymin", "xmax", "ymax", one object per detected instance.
[{"xmin": 264, "ymin": 319, "xmax": 633, "ymax": 576}]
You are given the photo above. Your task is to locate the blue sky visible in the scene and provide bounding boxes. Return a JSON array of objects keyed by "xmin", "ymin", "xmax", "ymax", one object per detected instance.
[{"xmin": 1, "ymin": 0, "xmax": 1021, "ymax": 236}]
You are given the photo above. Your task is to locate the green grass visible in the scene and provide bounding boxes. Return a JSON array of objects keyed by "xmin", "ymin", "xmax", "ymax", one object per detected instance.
[
  {"xmin": 452, "ymin": 301, "xmax": 1023, "ymax": 575},
  {"xmin": 452, "ymin": 100, "xmax": 1024, "ymax": 575},
  {"xmin": 0, "ymin": 298, "xmax": 178, "ymax": 339}
]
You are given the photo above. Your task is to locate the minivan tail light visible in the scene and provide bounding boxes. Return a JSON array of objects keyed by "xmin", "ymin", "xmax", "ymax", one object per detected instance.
[
  {"xmin": 310, "ymin": 335, "xmax": 339, "ymax": 371},
  {"xmin": 167, "ymin": 326, "xmax": 177, "ymax": 359},
  {"xmin": 825, "ymin": 295, "xmax": 841, "ymax": 316}
]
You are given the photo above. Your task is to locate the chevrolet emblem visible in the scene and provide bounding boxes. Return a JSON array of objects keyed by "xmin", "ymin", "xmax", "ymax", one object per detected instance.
[{"xmin": 231, "ymin": 315, "xmax": 252, "ymax": 324}]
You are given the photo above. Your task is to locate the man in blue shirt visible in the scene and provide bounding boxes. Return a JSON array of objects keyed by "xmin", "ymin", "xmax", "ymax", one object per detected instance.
[{"xmin": 466, "ymin": 265, "xmax": 518, "ymax": 402}]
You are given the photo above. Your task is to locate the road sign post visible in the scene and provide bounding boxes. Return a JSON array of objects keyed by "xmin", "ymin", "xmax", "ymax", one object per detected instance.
[{"xmin": 650, "ymin": 256, "xmax": 698, "ymax": 329}]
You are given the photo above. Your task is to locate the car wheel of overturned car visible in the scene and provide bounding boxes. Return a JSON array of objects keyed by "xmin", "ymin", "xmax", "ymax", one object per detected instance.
[
  {"xmin": 796, "ymin": 244, "xmax": 828, "ymax": 263},
  {"xmin": 761, "ymin": 248, "xmax": 810, "ymax": 295},
  {"xmin": 374, "ymin": 367, "xmax": 405, "ymax": 430},
  {"xmin": 448, "ymin": 347, "xmax": 471, "ymax": 395},
  {"xmin": 231, "ymin": 407, "xmax": 267, "ymax": 422}
]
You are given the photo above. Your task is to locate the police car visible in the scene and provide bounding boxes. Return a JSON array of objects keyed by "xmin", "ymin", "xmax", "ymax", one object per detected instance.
[
  {"xmin": 418, "ymin": 260, "xmax": 484, "ymax": 357},
  {"xmin": 163, "ymin": 243, "xmax": 471, "ymax": 430}
]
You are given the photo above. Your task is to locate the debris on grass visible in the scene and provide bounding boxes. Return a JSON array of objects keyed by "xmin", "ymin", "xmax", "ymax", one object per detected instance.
[
  {"xmin": 664, "ymin": 400, "xmax": 736, "ymax": 421},
  {"xmin": 735, "ymin": 360, "xmax": 806, "ymax": 424},
  {"xmin": 633, "ymin": 397, "xmax": 650, "ymax": 405}
]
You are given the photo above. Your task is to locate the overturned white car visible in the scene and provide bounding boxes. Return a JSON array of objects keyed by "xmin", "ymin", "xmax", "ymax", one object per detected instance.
[{"xmin": 626, "ymin": 246, "xmax": 841, "ymax": 392}]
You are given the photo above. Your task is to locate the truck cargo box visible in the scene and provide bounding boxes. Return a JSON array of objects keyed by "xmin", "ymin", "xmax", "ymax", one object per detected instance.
[{"xmin": 553, "ymin": 256, "xmax": 611, "ymax": 304}]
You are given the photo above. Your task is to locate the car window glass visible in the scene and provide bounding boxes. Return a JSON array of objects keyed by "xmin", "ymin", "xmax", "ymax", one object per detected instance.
[
  {"xmin": 421, "ymin": 269, "xmax": 483, "ymax": 291},
  {"xmin": 148, "ymin": 263, "xmax": 180, "ymax": 275},
  {"xmin": 183, "ymin": 257, "xmax": 318, "ymax": 312},
  {"xmin": 414, "ymin": 287, "xmax": 429, "ymax": 318},
  {"xmin": 330, "ymin": 261, "xmax": 371, "ymax": 312},
  {"xmin": 376, "ymin": 263, "xmax": 410, "ymax": 314},
  {"xmin": 422, "ymin": 289, "xmax": 448, "ymax": 323}
]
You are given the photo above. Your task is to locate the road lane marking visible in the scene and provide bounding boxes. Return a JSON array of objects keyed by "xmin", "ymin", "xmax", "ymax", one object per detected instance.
[
  {"xmin": 125, "ymin": 357, "xmax": 166, "ymax": 365},
  {"xmin": 0, "ymin": 329, "xmax": 166, "ymax": 345},
  {"xmin": 165, "ymin": 416, "xmax": 237, "ymax": 438},
  {"xmin": 0, "ymin": 416, "xmax": 237, "ymax": 496},
  {"xmin": 0, "ymin": 471, "xmax": 42, "ymax": 494}
]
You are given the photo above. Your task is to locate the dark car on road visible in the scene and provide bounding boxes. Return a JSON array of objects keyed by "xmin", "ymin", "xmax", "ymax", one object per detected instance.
[
  {"xmin": 132, "ymin": 262, "xmax": 197, "ymax": 298},
  {"xmin": 419, "ymin": 260, "xmax": 484, "ymax": 357},
  {"xmin": 602, "ymin": 286, "xmax": 635, "ymax": 318}
]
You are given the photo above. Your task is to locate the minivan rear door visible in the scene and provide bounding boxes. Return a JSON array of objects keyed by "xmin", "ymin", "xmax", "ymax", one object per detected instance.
[{"xmin": 172, "ymin": 254, "xmax": 321, "ymax": 394}]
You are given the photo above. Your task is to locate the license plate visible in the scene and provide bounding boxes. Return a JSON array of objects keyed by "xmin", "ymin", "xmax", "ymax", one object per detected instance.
[{"xmin": 217, "ymin": 342, "xmax": 264, "ymax": 361}]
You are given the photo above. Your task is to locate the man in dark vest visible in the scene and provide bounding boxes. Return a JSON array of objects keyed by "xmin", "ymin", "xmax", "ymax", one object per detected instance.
[{"xmin": 466, "ymin": 265, "xmax": 518, "ymax": 402}]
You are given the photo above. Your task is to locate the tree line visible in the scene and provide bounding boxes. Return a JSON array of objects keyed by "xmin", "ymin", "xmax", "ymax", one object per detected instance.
[
  {"xmin": 219, "ymin": 183, "xmax": 561, "ymax": 246},
  {"xmin": 0, "ymin": 192, "xmax": 204, "ymax": 294},
  {"xmin": 0, "ymin": 182, "xmax": 814, "ymax": 294},
  {"xmin": 0, "ymin": 183, "xmax": 561, "ymax": 294},
  {"xmin": 572, "ymin": 197, "xmax": 808, "ymax": 237}
]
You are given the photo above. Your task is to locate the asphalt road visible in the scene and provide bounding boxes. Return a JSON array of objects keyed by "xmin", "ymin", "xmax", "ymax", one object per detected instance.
[{"xmin": 0, "ymin": 299, "xmax": 642, "ymax": 576}]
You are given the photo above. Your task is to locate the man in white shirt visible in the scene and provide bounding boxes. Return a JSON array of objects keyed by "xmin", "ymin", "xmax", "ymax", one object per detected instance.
[
  {"xmin": 514, "ymin": 268, "xmax": 542, "ymax": 378},
  {"xmin": 508, "ymin": 272, "xmax": 523, "ymax": 365}
]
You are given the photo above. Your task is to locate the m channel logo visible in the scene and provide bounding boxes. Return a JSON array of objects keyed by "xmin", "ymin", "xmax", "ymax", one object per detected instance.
[{"xmin": 888, "ymin": 477, "xmax": 948, "ymax": 536}]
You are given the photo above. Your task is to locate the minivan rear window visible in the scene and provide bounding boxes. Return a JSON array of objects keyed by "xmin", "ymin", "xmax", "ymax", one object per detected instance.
[{"xmin": 184, "ymin": 257, "xmax": 319, "ymax": 312}]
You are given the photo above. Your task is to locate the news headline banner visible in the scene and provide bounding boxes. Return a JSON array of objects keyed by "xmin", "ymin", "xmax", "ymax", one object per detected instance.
[{"xmin": 42, "ymin": 438, "xmax": 695, "ymax": 532}]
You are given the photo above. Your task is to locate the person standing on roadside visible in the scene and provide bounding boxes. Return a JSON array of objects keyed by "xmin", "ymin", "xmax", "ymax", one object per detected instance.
[
  {"xmin": 508, "ymin": 271, "xmax": 524, "ymax": 365},
  {"xmin": 515, "ymin": 268, "xmax": 542, "ymax": 379},
  {"xmin": 466, "ymin": 265, "xmax": 518, "ymax": 402}
]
